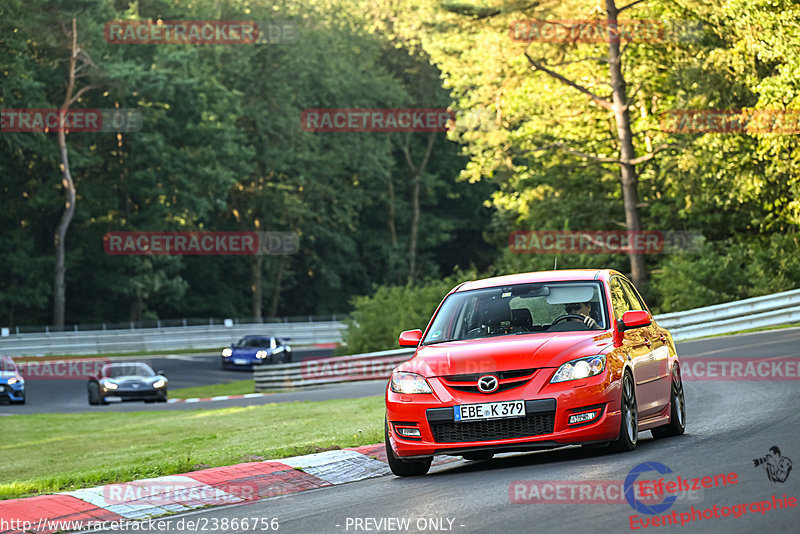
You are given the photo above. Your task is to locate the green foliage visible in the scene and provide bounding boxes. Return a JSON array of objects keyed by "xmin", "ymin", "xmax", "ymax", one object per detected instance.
[
  {"xmin": 341, "ymin": 269, "xmax": 479, "ymax": 354},
  {"xmin": 652, "ymin": 233, "xmax": 800, "ymax": 313}
]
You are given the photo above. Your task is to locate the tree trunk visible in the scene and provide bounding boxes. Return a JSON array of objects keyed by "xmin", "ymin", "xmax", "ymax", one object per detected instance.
[
  {"xmin": 606, "ymin": 0, "xmax": 647, "ymax": 287},
  {"xmin": 268, "ymin": 256, "xmax": 285, "ymax": 318},
  {"xmin": 403, "ymin": 132, "xmax": 436, "ymax": 286},
  {"xmin": 251, "ymin": 253, "xmax": 263, "ymax": 321},
  {"xmin": 52, "ymin": 18, "xmax": 80, "ymax": 330},
  {"xmin": 387, "ymin": 167, "xmax": 398, "ymax": 248},
  {"xmin": 408, "ymin": 174, "xmax": 420, "ymax": 284}
]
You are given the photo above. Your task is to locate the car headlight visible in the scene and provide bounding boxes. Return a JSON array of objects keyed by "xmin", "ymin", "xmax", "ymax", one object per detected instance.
[
  {"xmin": 101, "ymin": 380, "xmax": 118, "ymax": 390},
  {"xmin": 390, "ymin": 371, "xmax": 433, "ymax": 394},
  {"xmin": 256, "ymin": 350, "xmax": 268, "ymax": 359},
  {"xmin": 222, "ymin": 348, "xmax": 232, "ymax": 357},
  {"xmin": 7, "ymin": 377, "xmax": 19, "ymax": 385},
  {"xmin": 152, "ymin": 379, "xmax": 166, "ymax": 388},
  {"xmin": 551, "ymin": 355, "xmax": 606, "ymax": 383}
]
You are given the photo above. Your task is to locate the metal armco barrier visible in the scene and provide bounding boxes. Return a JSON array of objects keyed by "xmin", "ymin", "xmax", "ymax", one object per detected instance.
[
  {"xmin": 655, "ymin": 288, "xmax": 800, "ymax": 341},
  {"xmin": 0, "ymin": 322, "xmax": 346, "ymax": 356},
  {"xmin": 2, "ymin": 288, "xmax": 798, "ymax": 356},
  {"xmin": 254, "ymin": 348, "xmax": 415, "ymax": 391}
]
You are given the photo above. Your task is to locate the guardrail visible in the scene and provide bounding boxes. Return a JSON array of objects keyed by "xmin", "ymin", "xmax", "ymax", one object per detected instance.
[
  {"xmin": 655, "ymin": 288, "xmax": 800, "ymax": 341},
  {"xmin": 0, "ymin": 322, "xmax": 346, "ymax": 356},
  {"xmin": 2, "ymin": 288, "xmax": 798, "ymax": 357},
  {"xmin": 254, "ymin": 348, "xmax": 414, "ymax": 391}
]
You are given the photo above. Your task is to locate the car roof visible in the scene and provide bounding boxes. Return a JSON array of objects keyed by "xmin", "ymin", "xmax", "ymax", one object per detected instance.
[{"xmin": 454, "ymin": 269, "xmax": 620, "ymax": 293}]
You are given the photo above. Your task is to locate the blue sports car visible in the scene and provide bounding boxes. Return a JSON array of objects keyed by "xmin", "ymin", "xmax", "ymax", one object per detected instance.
[
  {"xmin": 0, "ymin": 356, "xmax": 26, "ymax": 405},
  {"xmin": 221, "ymin": 336, "xmax": 293, "ymax": 369}
]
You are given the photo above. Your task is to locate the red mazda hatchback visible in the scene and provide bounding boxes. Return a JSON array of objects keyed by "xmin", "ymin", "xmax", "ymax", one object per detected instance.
[{"xmin": 385, "ymin": 269, "xmax": 685, "ymax": 476}]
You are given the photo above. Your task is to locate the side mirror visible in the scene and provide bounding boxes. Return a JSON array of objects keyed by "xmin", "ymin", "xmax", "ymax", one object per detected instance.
[
  {"xmin": 617, "ymin": 310, "xmax": 652, "ymax": 332},
  {"xmin": 157, "ymin": 370, "xmax": 166, "ymax": 377},
  {"xmin": 398, "ymin": 329, "xmax": 423, "ymax": 347}
]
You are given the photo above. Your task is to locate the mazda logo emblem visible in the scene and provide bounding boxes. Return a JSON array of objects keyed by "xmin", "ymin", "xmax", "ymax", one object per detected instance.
[{"xmin": 477, "ymin": 375, "xmax": 499, "ymax": 393}]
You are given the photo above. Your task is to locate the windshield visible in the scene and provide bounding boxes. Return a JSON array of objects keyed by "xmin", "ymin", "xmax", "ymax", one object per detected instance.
[
  {"xmin": 0, "ymin": 357, "xmax": 16, "ymax": 373},
  {"xmin": 102, "ymin": 363, "xmax": 156, "ymax": 378},
  {"xmin": 422, "ymin": 281, "xmax": 608, "ymax": 345},
  {"xmin": 235, "ymin": 337, "xmax": 270, "ymax": 348}
]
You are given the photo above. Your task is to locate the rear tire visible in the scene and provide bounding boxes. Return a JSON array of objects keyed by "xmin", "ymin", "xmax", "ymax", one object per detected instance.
[
  {"xmin": 609, "ymin": 371, "xmax": 638, "ymax": 452},
  {"xmin": 385, "ymin": 421, "xmax": 431, "ymax": 476},
  {"xmin": 651, "ymin": 366, "xmax": 686, "ymax": 438}
]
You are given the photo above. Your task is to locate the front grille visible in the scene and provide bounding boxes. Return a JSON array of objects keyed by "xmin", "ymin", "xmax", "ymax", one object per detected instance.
[
  {"xmin": 429, "ymin": 412, "xmax": 555, "ymax": 443},
  {"xmin": 440, "ymin": 368, "xmax": 538, "ymax": 394},
  {"xmin": 441, "ymin": 368, "xmax": 538, "ymax": 382},
  {"xmin": 447, "ymin": 381, "xmax": 528, "ymax": 394}
]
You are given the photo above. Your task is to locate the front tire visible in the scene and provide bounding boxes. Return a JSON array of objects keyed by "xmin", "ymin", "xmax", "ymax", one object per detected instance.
[
  {"xmin": 609, "ymin": 371, "xmax": 638, "ymax": 452},
  {"xmin": 88, "ymin": 383, "xmax": 100, "ymax": 405},
  {"xmin": 385, "ymin": 421, "xmax": 431, "ymax": 476},
  {"xmin": 651, "ymin": 366, "xmax": 686, "ymax": 438}
]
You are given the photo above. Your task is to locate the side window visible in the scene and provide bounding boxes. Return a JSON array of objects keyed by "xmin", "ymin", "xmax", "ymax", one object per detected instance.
[
  {"xmin": 620, "ymin": 279, "xmax": 646, "ymax": 312},
  {"xmin": 609, "ymin": 278, "xmax": 631, "ymax": 320}
]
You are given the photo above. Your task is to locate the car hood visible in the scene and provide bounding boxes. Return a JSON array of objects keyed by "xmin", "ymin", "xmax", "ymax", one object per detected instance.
[
  {"xmin": 0, "ymin": 371, "xmax": 20, "ymax": 382},
  {"xmin": 102, "ymin": 375, "xmax": 158, "ymax": 383},
  {"xmin": 400, "ymin": 332, "xmax": 614, "ymax": 377}
]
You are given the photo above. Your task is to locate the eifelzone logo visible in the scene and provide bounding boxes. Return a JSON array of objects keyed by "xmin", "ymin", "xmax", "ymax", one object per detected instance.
[{"xmin": 753, "ymin": 446, "xmax": 793, "ymax": 483}]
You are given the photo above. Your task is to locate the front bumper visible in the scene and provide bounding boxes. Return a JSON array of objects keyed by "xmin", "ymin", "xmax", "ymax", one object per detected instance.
[
  {"xmin": 222, "ymin": 356, "xmax": 258, "ymax": 368},
  {"xmin": 0, "ymin": 383, "xmax": 25, "ymax": 402},
  {"xmin": 102, "ymin": 388, "xmax": 166, "ymax": 402},
  {"xmin": 386, "ymin": 368, "xmax": 621, "ymax": 458}
]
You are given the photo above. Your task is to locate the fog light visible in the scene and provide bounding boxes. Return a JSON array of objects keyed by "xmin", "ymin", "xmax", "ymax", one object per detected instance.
[
  {"xmin": 396, "ymin": 427, "xmax": 421, "ymax": 437},
  {"xmin": 569, "ymin": 411, "xmax": 599, "ymax": 425}
]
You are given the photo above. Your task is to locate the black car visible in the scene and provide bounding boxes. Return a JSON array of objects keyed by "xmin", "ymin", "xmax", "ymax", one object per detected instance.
[{"xmin": 88, "ymin": 362, "xmax": 168, "ymax": 405}]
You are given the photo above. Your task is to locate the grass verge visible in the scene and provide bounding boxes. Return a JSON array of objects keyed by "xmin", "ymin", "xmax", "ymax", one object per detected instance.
[
  {"xmin": 0, "ymin": 396, "xmax": 384, "ymax": 500},
  {"xmin": 169, "ymin": 380, "xmax": 255, "ymax": 399}
]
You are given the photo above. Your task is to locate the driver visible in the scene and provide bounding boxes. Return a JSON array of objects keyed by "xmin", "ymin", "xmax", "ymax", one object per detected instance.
[{"xmin": 564, "ymin": 301, "xmax": 600, "ymax": 329}]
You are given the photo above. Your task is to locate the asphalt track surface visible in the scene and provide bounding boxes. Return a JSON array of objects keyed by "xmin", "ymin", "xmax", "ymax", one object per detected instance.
[
  {"xmin": 79, "ymin": 327, "xmax": 800, "ymax": 534},
  {"xmin": 0, "ymin": 347, "xmax": 337, "ymax": 415}
]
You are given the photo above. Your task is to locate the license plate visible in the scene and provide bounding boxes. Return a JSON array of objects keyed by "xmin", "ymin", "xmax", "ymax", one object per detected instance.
[
  {"xmin": 233, "ymin": 359, "xmax": 248, "ymax": 365},
  {"xmin": 454, "ymin": 400, "xmax": 526, "ymax": 422}
]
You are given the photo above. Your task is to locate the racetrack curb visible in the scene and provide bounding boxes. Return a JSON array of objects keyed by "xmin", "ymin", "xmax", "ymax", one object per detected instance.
[{"xmin": 0, "ymin": 444, "xmax": 451, "ymax": 533}]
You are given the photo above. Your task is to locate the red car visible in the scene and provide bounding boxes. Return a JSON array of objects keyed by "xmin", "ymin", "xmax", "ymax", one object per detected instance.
[{"xmin": 384, "ymin": 269, "xmax": 685, "ymax": 476}]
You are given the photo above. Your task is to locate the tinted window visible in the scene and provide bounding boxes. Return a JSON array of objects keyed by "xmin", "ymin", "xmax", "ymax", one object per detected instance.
[
  {"xmin": 620, "ymin": 278, "xmax": 646, "ymax": 312},
  {"xmin": 609, "ymin": 277, "xmax": 631, "ymax": 319},
  {"xmin": 423, "ymin": 281, "xmax": 608, "ymax": 344},
  {"xmin": 102, "ymin": 363, "xmax": 156, "ymax": 378}
]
